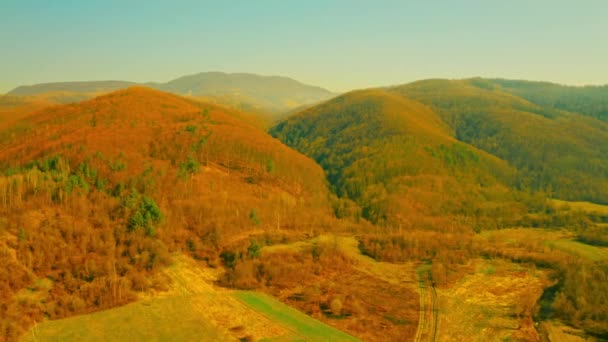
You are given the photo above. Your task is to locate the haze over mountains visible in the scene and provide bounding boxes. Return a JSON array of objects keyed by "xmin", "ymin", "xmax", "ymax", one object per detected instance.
[{"xmin": 6, "ymin": 72, "xmax": 336, "ymax": 115}]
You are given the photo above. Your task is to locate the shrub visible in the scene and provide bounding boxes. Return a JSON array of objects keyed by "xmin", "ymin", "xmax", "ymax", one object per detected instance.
[
  {"xmin": 178, "ymin": 156, "xmax": 200, "ymax": 179},
  {"xmin": 220, "ymin": 251, "xmax": 239, "ymax": 270},
  {"xmin": 249, "ymin": 209, "xmax": 261, "ymax": 226},
  {"xmin": 247, "ymin": 240, "xmax": 261, "ymax": 259}
]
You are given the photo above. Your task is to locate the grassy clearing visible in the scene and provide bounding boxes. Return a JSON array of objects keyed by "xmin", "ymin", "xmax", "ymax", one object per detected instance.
[
  {"xmin": 21, "ymin": 255, "xmax": 359, "ymax": 341},
  {"xmin": 481, "ymin": 227, "xmax": 608, "ymax": 262},
  {"xmin": 551, "ymin": 199, "xmax": 608, "ymax": 214},
  {"xmin": 21, "ymin": 296, "xmax": 230, "ymax": 342},
  {"xmin": 547, "ymin": 239, "xmax": 608, "ymax": 261},
  {"xmin": 540, "ymin": 320, "xmax": 588, "ymax": 342},
  {"xmin": 435, "ymin": 259, "xmax": 546, "ymax": 342},
  {"xmin": 235, "ymin": 291, "xmax": 360, "ymax": 342}
]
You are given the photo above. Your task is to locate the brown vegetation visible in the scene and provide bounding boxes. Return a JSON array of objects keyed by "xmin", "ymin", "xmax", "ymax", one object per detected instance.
[
  {"xmin": 218, "ymin": 237, "xmax": 419, "ymax": 341},
  {"xmin": 0, "ymin": 87, "xmax": 334, "ymax": 340}
]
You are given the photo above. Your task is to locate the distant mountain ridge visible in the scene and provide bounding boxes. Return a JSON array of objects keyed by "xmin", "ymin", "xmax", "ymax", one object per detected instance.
[
  {"xmin": 8, "ymin": 80, "xmax": 136, "ymax": 96},
  {"xmin": 7, "ymin": 72, "xmax": 336, "ymax": 114}
]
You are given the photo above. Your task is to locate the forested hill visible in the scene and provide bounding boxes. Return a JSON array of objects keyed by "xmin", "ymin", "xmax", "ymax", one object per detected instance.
[
  {"xmin": 271, "ymin": 78, "xmax": 608, "ymax": 229},
  {"xmin": 271, "ymin": 89, "xmax": 520, "ymax": 229},
  {"xmin": 485, "ymin": 78, "xmax": 608, "ymax": 122},
  {"xmin": 0, "ymin": 86, "xmax": 333, "ymax": 338},
  {"xmin": 390, "ymin": 79, "xmax": 608, "ymax": 204}
]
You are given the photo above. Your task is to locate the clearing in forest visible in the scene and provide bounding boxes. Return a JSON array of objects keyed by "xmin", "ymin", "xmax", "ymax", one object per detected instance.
[{"xmin": 22, "ymin": 255, "xmax": 358, "ymax": 341}]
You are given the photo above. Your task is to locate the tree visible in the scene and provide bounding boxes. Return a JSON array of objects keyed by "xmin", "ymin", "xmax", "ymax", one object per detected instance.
[{"xmin": 247, "ymin": 240, "xmax": 261, "ymax": 259}]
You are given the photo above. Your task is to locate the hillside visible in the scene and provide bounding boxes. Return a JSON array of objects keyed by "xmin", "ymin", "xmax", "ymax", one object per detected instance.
[
  {"xmin": 487, "ymin": 78, "xmax": 608, "ymax": 122},
  {"xmin": 6, "ymin": 72, "xmax": 336, "ymax": 116},
  {"xmin": 0, "ymin": 87, "xmax": 334, "ymax": 339},
  {"xmin": 389, "ymin": 79, "xmax": 608, "ymax": 204},
  {"xmin": 0, "ymin": 95, "xmax": 55, "ymax": 128},
  {"xmin": 270, "ymin": 80, "xmax": 608, "ymax": 338},
  {"xmin": 270, "ymin": 89, "xmax": 521, "ymax": 229}
]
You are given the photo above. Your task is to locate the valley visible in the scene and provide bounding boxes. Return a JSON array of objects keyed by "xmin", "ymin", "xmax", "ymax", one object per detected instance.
[
  {"xmin": 3, "ymin": 2, "xmax": 607, "ymax": 340},
  {"xmin": 1, "ymin": 76, "xmax": 607, "ymax": 342}
]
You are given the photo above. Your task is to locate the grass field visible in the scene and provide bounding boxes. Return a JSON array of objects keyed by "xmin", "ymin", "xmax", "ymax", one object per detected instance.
[
  {"xmin": 21, "ymin": 296, "xmax": 230, "ymax": 342},
  {"xmin": 21, "ymin": 255, "xmax": 360, "ymax": 342},
  {"xmin": 540, "ymin": 320, "xmax": 588, "ymax": 342},
  {"xmin": 547, "ymin": 239, "xmax": 608, "ymax": 261},
  {"xmin": 435, "ymin": 259, "xmax": 546, "ymax": 342},
  {"xmin": 551, "ymin": 199, "xmax": 608, "ymax": 214},
  {"xmin": 235, "ymin": 291, "xmax": 360, "ymax": 342},
  {"xmin": 481, "ymin": 228, "xmax": 608, "ymax": 262}
]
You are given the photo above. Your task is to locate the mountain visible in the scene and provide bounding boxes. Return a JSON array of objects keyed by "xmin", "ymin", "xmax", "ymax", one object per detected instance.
[
  {"xmin": 390, "ymin": 79, "xmax": 608, "ymax": 204},
  {"xmin": 270, "ymin": 88, "xmax": 521, "ymax": 229},
  {"xmin": 0, "ymin": 86, "xmax": 333, "ymax": 338},
  {"xmin": 8, "ymin": 81, "xmax": 136, "ymax": 98},
  {"xmin": 6, "ymin": 72, "xmax": 336, "ymax": 116},
  {"xmin": 151, "ymin": 72, "xmax": 336, "ymax": 114},
  {"xmin": 271, "ymin": 77, "xmax": 608, "ymax": 229}
]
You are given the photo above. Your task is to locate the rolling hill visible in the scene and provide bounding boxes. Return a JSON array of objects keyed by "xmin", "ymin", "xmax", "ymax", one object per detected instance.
[
  {"xmin": 0, "ymin": 86, "xmax": 334, "ymax": 339},
  {"xmin": 271, "ymin": 77, "xmax": 608, "ymax": 228},
  {"xmin": 270, "ymin": 88, "xmax": 521, "ymax": 229},
  {"xmin": 390, "ymin": 79, "xmax": 608, "ymax": 204}
]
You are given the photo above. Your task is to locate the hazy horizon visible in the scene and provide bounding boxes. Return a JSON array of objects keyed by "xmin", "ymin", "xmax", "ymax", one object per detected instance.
[{"xmin": 1, "ymin": 0, "xmax": 607, "ymax": 93}]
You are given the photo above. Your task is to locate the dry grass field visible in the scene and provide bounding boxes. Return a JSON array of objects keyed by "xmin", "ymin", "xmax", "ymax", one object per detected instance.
[
  {"xmin": 435, "ymin": 258, "xmax": 547, "ymax": 342},
  {"xmin": 480, "ymin": 228, "xmax": 608, "ymax": 262},
  {"xmin": 550, "ymin": 199, "xmax": 608, "ymax": 215}
]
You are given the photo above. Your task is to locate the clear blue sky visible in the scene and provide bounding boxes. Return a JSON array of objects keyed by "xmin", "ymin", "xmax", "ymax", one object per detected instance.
[{"xmin": 1, "ymin": 0, "xmax": 607, "ymax": 93}]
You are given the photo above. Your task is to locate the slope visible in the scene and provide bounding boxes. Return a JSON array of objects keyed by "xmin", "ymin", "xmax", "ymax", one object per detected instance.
[
  {"xmin": 487, "ymin": 78, "xmax": 608, "ymax": 122},
  {"xmin": 0, "ymin": 86, "xmax": 333, "ymax": 340},
  {"xmin": 389, "ymin": 79, "xmax": 608, "ymax": 204},
  {"xmin": 270, "ymin": 89, "xmax": 521, "ymax": 229},
  {"xmin": 0, "ymin": 95, "xmax": 55, "ymax": 128}
]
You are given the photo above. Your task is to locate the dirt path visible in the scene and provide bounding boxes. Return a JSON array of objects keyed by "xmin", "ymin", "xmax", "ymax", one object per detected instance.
[{"xmin": 414, "ymin": 264, "xmax": 437, "ymax": 342}]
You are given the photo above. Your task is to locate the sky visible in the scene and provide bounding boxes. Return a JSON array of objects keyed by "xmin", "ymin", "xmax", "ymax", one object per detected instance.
[{"xmin": 1, "ymin": 0, "xmax": 607, "ymax": 93}]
